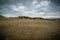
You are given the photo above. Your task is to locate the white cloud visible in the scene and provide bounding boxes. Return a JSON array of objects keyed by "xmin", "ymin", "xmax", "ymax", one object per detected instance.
[
  {"xmin": 11, "ymin": 5, "xmax": 20, "ymax": 11},
  {"xmin": 18, "ymin": 6, "xmax": 27, "ymax": 10},
  {"xmin": 7, "ymin": 0, "xmax": 50, "ymax": 18},
  {"xmin": 3, "ymin": 14, "xmax": 18, "ymax": 17},
  {"xmin": 40, "ymin": 1, "xmax": 50, "ymax": 7},
  {"xmin": 34, "ymin": 0, "xmax": 50, "ymax": 8},
  {"xmin": 32, "ymin": 0, "xmax": 38, "ymax": 6},
  {"xmin": 43, "ymin": 16, "xmax": 60, "ymax": 18},
  {"xmin": 10, "ymin": 5, "xmax": 27, "ymax": 12},
  {"xmin": 4, "ymin": 0, "xmax": 59, "ymax": 18},
  {"xmin": 32, "ymin": 12, "xmax": 45, "ymax": 17},
  {"xmin": 39, "ymin": 12, "xmax": 45, "ymax": 14},
  {"xmin": 10, "ymin": 0, "xmax": 50, "ymax": 17}
]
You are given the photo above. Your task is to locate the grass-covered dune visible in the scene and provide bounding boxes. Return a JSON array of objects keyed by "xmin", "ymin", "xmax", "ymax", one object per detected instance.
[{"xmin": 0, "ymin": 16, "xmax": 60, "ymax": 40}]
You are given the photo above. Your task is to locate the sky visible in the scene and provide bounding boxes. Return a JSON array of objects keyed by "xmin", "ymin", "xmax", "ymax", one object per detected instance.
[{"xmin": 0, "ymin": 0, "xmax": 60, "ymax": 18}]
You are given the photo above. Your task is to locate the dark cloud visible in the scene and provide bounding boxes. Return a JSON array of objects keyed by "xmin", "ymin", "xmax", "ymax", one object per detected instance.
[
  {"xmin": 50, "ymin": 0, "xmax": 60, "ymax": 6},
  {"xmin": 0, "ymin": 0, "xmax": 32, "ymax": 6},
  {"xmin": 0, "ymin": 0, "xmax": 11, "ymax": 5},
  {"xmin": 0, "ymin": 0, "xmax": 60, "ymax": 6}
]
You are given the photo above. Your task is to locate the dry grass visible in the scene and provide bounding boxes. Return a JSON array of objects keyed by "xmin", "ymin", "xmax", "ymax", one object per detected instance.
[{"xmin": 0, "ymin": 18, "xmax": 60, "ymax": 40}]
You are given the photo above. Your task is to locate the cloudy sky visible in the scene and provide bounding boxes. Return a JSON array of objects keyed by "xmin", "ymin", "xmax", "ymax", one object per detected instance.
[{"xmin": 0, "ymin": 0, "xmax": 60, "ymax": 18}]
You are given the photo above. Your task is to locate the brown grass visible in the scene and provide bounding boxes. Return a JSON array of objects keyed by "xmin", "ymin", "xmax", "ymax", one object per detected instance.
[{"xmin": 0, "ymin": 18, "xmax": 60, "ymax": 40}]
